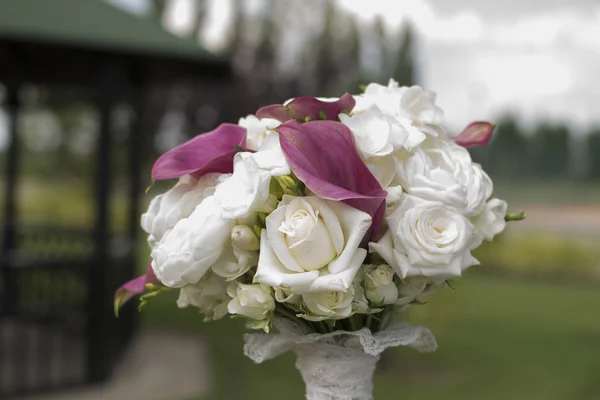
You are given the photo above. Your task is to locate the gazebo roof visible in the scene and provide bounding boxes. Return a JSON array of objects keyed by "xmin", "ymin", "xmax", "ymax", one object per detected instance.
[{"xmin": 0, "ymin": 0, "xmax": 224, "ymax": 65}]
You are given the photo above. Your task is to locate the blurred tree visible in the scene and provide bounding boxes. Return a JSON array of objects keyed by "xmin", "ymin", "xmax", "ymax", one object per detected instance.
[
  {"xmin": 373, "ymin": 16, "xmax": 390, "ymax": 81},
  {"xmin": 315, "ymin": 0, "xmax": 339, "ymax": 96},
  {"xmin": 587, "ymin": 129, "xmax": 600, "ymax": 179},
  {"xmin": 151, "ymin": 0, "xmax": 166, "ymax": 19},
  {"xmin": 393, "ymin": 21, "xmax": 415, "ymax": 86},
  {"xmin": 192, "ymin": 0, "xmax": 208, "ymax": 40},
  {"xmin": 487, "ymin": 116, "xmax": 529, "ymax": 180},
  {"xmin": 343, "ymin": 15, "xmax": 363, "ymax": 91},
  {"xmin": 251, "ymin": 0, "xmax": 279, "ymax": 102},
  {"xmin": 531, "ymin": 123, "xmax": 570, "ymax": 179}
]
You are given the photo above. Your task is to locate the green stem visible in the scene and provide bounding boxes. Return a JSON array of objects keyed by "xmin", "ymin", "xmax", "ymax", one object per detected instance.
[
  {"xmin": 365, "ymin": 314, "xmax": 373, "ymax": 332},
  {"xmin": 275, "ymin": 306, "xmax": 313, "ymax": 333},
  {"xmin": 348, "ymin": 315, "xmax": 359, "ymax": 331}
]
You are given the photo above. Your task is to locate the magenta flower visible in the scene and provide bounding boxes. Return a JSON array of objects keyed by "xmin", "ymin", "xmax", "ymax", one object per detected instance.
[
  {"xmin": 114, "ymin": 263, "xmax": 160, "ymax": 316},
  {"xmin": 257, "ymin": 93, "xmax": 355, "ymax": 123},
  {"xmin": 152, "ymin": 123, "xmax": 247, "ymax": 180},
  {"xmin": 277, "ymin": 120, "xmax": 387, "ymax": 244},
  {"xmin": 454, "ymin": 121, "xmax": 495, "ymax": 148}
]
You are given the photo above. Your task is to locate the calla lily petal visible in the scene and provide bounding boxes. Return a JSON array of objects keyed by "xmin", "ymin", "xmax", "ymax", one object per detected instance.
[
  {"xmin": 277, "ymin": 120, "xmax": 386, "ymax": 243},
  {"xmin": 114, "ymin": 263, "xmax": 160, "ymax": 316},
  {"xmin": 257, "ymin": 93, "xmax": 355, "ymax": 122},
  {"xmin": 454, "ymin": 121, "xmax": 494, "ymax": 148},
  {"xmin": 152, "ymin": 123, "xmax": 247, "ymax": 180}
]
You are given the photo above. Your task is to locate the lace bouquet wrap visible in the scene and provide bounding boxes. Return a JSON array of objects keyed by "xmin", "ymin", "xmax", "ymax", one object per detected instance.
[
  {"xmin": 245, "ymin": 318, "xmax": 437, "ymax": 400},
  {"xmin": 116, "ymin": 79, "xmax": 522, "ymax": 398}
]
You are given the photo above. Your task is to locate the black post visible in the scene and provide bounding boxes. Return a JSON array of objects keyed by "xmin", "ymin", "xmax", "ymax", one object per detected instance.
[
  {"xmin": 119, "ymin": 80, "xmax": 146, "ymax": 347},
  {"xmin": 87, "ymin": 65, "xmax": 115, "ymax": 383},
  {"xmin": 1, "ymin": 83, "xmax": 21, "ymax": 316}
]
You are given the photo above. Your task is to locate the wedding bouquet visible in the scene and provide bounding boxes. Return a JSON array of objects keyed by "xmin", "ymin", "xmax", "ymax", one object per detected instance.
[{"xmin": 115, "ymin": 79, "xmax": 523, "ymax": 400}]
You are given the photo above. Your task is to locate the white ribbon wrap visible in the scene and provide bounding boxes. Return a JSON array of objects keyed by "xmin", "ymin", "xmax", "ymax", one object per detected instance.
[{"xmin": 244, "ymin": 318, "xmax": 438, "ymax": 400}]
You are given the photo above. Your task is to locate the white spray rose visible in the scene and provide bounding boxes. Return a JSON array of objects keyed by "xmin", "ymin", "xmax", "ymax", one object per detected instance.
[
  {"xmin": 364, "ymin": 264, "xmax": 398, "ymax": 306},
  {"xmin": 274, "ymin": 287, "xmax": 302, "ymax": 308},
  {"xmin": 211, "ymin": 244, "xmax": 257, "ymax": 281},
  {"xmin": 230, "ymin": 225, "xmax": 260, "ymax": 251},
  {"xmin": 473, "ymin": 198, "xmax": 508, "ymax": 241},
  {"xmin": 395, "ymin": 139, "xmax": 492, "ymax": 216},
  {"xmin": 370, "ymin": 196, "xmax": 479, "ymax": 281},
  {"xmin": 141, "ymin": 173, "xmax": 221, "ymax": 248},
  {"xmin": 300, "ymin": 287, "xmax": 354, "ymax": 321},
  {"xmin": 214, "ymin": 152, "xmax": 277, "ymax": 219},
  {"xmin": 151, "ymin": 196, "xmax": 234, "ymax": 287},
  {"xmin": 176, "ymin": 271, "xmax": 230, "ymax": 321},
  {"xmin": 395, "ymin": 276, "xmax": 432, "ymax": 306},
  {"xmin": 238, "ymin": 114, "xmax": 279, "ymax": 151},
  {"xmin": 254, "ymin": 196, "xmax": 371, "ymax": 293},
  {"xmin": 227, "ymin": 282, "xmax": 275, "ymax": 332}
]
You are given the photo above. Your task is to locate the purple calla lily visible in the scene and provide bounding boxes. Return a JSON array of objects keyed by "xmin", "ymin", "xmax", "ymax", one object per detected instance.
[
  {"xmin": 257, "ymin": 93, "xmax": 356, "ymax": 123},
  {"xmin": 454, "ymin": 121, "xmax": 495, "ymax": 148},
  {"xmin": 114, "ymin": 263, "xmax": 160, "ymax": 316},
  {"xmin": 152, "ymin": 123, "xmax": 247, "ymax": 180},
  {"xmin": 277, "ymin": 120, "xmax": 387, "ymax": 244}
]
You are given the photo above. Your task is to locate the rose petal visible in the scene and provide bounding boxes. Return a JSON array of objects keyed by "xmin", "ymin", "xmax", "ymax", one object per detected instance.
[
  {"xmin": 454, "ymin": 121, "xmax": 494, "ymax": 148},
  {"xmin": 114, "ymin": 263, "xmax": 160, "ymax": 316},
  {"xmin": 277, "ymin": 120, "xmax": 386, "ymax": 243},
  {"xmin": 152, "ymin": 123, "xmax": 247, "ymax": 180},
  {"xmin": 256, "ymin": 93, "xmax": 356, "ymax": 122}
]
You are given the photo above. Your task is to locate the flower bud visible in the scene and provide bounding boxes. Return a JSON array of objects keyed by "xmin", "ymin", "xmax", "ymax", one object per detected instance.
[
  {"xmin": 364, "ymin": 264, "xmax": 398, "ymax": 306},
  {"xmin": 231, "ymin": 225, "xmax": 260, "ymax": 251}
]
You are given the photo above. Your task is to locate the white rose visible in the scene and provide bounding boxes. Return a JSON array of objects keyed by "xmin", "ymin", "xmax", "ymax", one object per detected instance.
[
  {"xmin": 354, "ymin": 79, "xmax": 407, "ymax": 116},
  {"xmin": 227, "ymin": 282, "xmax": 275, "ymax": 331},
  {"xmin": 141, "ymin": 173, "xmax": 221, "ymax": 247},
  {"xmin": 398, "ymin": 86, "xmax": 444, "ymax": 126},
  {"xmin": 151, "ymin": 196, "xmax": 234, "ymax": 287},
  {"xmin": 385, "ymin": 185, "xmax": 404, "ymax": 216},
  {"xmin": 252, "ymin": 131, "xmax": 290, "ymax": 177},
  {"xmin": 473, "ymin": 198, "xmax": 508, "ymax": 241},
  {"xmin": 214, "ymin": 152, "xmax": 277, "ymax": 219},
  {"xmin": 254, "ymin": 196, "xmax": 371, "ymax": 293},
  {"xmin": 395, "ymin": 138, "xmax": 492, "ymax": 216},
  {"xmin": 177, "ymin": 271, "xmax": 230, "ymax": 321},
  {"xmin": 238, "ymin": 114, "xmax": 279, "ymax": 151},
  {"xmin": 338, "ymin": 106, "xmax": 400, "ymax": 188},
  {"xmin": 364, "ymin": 264, "xmax": 398, "ymax": 306},
  {"xmin": 339, "ymin": 106, "xmax": 394, "ymax": 158},
  {"xmin": 300, "ymin": 287, "xmax": 354, "ymax": 321},
  {"xmin": 370, "ymin": 196, "xmax": 479, "ymax": 281}
]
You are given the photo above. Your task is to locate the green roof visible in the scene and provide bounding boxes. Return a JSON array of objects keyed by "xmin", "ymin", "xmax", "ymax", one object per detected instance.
[{"xmin": 0, "ymin": 0, "xmax": 226, "ymax": 64}]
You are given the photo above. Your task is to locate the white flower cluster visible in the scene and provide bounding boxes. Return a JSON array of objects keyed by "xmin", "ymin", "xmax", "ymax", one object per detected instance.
[{"xmin": 140, "ymin": 79, "xmax": 508, "ymax": 332}]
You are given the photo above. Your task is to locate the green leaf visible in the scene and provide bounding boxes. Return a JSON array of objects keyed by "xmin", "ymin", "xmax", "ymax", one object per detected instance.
[{"xmin": 233, "ymin": 144, "xmax": 245, "ymax": 153}]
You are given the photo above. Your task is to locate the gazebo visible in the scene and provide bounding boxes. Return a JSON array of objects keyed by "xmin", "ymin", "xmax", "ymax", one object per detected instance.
[{"xmin": 0, "ymin": 0, "xmax": 229, "ymax": 397}]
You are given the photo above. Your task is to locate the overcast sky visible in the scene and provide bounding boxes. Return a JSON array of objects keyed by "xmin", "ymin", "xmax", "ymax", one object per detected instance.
[{"xmin": 107, "ymin": 0, "xmax": 600, "ymax": 133}]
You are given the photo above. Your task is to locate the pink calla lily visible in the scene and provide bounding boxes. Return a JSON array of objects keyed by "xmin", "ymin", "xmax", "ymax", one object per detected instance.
[
  {"xmin": 257, "ymin": 93, "xmax": 356, "ymax": 123},
  {"xmin": 277, "ymin": 120, "xmax": 387, "ymax": 244},
  {"xmin": 454, "ymin": 121, "xmax": 495, "ymax": 148},
  {"xmin": 114, "ymin": 263, "xmax": 160, "ymax": 316},
  {"xmin": 152, "ymin": 123, "xmax": 247, "ymax": 180}
]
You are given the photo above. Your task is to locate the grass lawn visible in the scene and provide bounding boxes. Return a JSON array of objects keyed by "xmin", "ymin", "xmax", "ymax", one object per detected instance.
[{"xmin": 142, "ymin": 275, "xmax": 600, "ymax": 400}]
